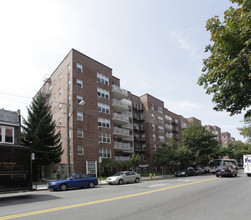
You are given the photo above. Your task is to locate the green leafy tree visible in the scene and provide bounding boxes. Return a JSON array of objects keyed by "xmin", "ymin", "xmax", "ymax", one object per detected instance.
[
  {"xmin": 21, "ymin": 92, "xmax": 63, "ymax": 181},
  {"xmin": 232, "ymin": 141, "xmax": 251, "ymax": 161},
  {"xmin": 154, "ymin": 141, "xmax": 177, "ymax": 171},
  {"xmin": 129, "ymin": 154, "xmax": 141, "ymax": 171},
  {"xmin": 198, "ymin": 0, "xmax": 251, "ymax": 118},
  {"xmin": 175, "ymin": 146, "xmax": 194, "ymax": 169},
  {"xmin": 238, "ymin": 117, "xmax": 251, "ymax": 143},
  {"xmin": 182, "ymin": 123, "xmax": 220, "ymax": 165}
]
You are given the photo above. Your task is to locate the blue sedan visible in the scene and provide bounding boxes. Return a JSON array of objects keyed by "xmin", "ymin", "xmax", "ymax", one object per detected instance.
[{"xmin": 47, "ymin": 174, "xmax": 98, "ymax": 191}]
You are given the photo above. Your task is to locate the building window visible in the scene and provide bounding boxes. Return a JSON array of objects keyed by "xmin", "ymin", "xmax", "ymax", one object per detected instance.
[
  {"xmin": 158, "ymin": 116, "xmax": 164, "ymax": 123},
  {"xmin": 77, "ymin": 129, "xmax": 84, "ymax": 138},
  {"xmin": 58, "ymin": 72, "xmax": 62, "ymax": 81},
  {"xmin": 158, "ymin": 126, "xmax": 164, "ymax": 133},
  {"xmin": 97, "ymin": 73, "xmax": 109, "ymax": 85},
  {"xmin": 98, "ymin": 102, "xmax": 110, "ymax": 114},
  {"xmin": 77, "ymin": 79, "xmax": 83, "ymax": 88},
  {"xmin": 99, "ymin": 148, "xmax": 111, "ymax": 158},
  {"xmin": 77, "ymin": 112, "xmax": 83, "ymax": 121},
  {"xmin": 151, "ymin": 114, "xmax": 155, "ymax": 121},
  {"xmin": 58, "ymin": 118, "xmax": 62, "ymax": 126},
  {"xmin": 151, "ymin": 104, "xmax": 154, "ymax": 111},
  {"xmin": 98, "ymin": 118, "xmax": 110, "ymax": 128},
  {"xmin": 158, "ymin": 106, "xmax": 163, "ymax": 113},
  {"xmin": 159, "ymin": 135, "xmax": 165, "ymax": 143},
  {"xmin": 77, "ymin": 95, "xmax": 83, "ymax": 103},
  {"xmin": 142, "ymin": 144, "xmax": 146, "ymax": 151},
  {"xmin": 98, "ymin": 133, "xmax": 111, "ymax": 143},
  {"xmin": 142, "ymin": 134, "xmax": 146, "ymax": 141},
  {"xmin": 153, "ymin": 134, "xmax": 156, "ymax": 142},
  {"xmin": 77, "ymin": 146, "xmax": 84, "ymax": 155},
  {"xmin": 76, "ymin": 63, "xmax": 83, "ymax": 72},
  {"xmin": 0, "ymin": 126, "xmax": 14, "ymax": 144},
  {"xmin": 153, "ymin": 144, "xmax": 156, "ymax": 152},
  {"xmin": 152, "ymin": 124, "xmax": 155, "ymax": 131},
  {"xmin": 59, "ymin": 104, "xmax": 62, "ymax": 111},
  {"xmin": 58, "ymin": 88, "xmax": 62, "ymax": 96},
  {"xmin": 97, "ymin": 88, "xmax": 109, "ymax": 100}
]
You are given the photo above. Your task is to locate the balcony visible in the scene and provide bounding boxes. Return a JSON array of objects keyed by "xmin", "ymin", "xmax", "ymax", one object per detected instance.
[
  {"xmin": 112, "ymin": 85, "xmax": 128, "ymax": 100},
  {"xmin": 113, "ymin": 127, "xmax": 130, "ymax": 138},
  {"xmin": 113, "ymin": 113, "xmax": 129, "ymax": 125},
  {"xmin": 122, "ymin": 123, "xmax": 133, "ymax": 130},
  {"xmin": 122, "ymin": 135, "xmax": 133, "ymax": 141},
  {"xmin": 166, "ymin": 124, "xmax": 173, "ymax": 130},
  {"xmin": 165, "ymin": 115, "xmax": 172, "ymax": 122},
  {"xmin": 114, "ymin": 156, "xmax": 130, "ymax": 161},
  {"xmin": 112, "ymin": 99, "xmax": 129, "ymax": 113},
  {"xmin": 166, "ymin": 133, "xmax": 173, "ymax": 138},
  {"xmin": 114, "ymin": 142, "xmax": 131, "ymax": 151}
]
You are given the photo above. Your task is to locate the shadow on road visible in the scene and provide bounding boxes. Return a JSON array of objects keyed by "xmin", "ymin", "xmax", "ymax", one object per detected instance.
[{"xmin": 0, "ymin": 194, "xmax": 60, "ymax": 207}]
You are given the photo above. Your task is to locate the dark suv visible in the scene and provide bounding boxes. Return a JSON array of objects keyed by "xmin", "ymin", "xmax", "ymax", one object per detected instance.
[{"xmin": 215, "ymin": 165, "xmax": 237, "ymax": 177}]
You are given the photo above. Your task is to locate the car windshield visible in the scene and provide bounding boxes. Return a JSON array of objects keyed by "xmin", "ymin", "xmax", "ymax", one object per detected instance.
[{"xmin": 113, "ymin": 172, "xmax": 125, "ymax": 176}]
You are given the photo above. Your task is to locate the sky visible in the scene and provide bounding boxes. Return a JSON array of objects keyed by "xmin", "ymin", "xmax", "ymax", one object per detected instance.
[{"xmin": 0, "ymin": 0, "xmax": 247, "ymax": 142}]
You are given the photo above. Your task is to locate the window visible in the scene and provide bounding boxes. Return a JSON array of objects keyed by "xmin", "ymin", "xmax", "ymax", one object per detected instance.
[
  {"xmin": 58, "ymin": 88, "xmax": 62, "ymax": 96},
  {"xmin": 98, "ymin": 133, "xmax": 111, "ymax": 143},
  {"xmin": 58, "ymin": 118, "xmax": 62, "ymax": 126},
  {"xmin": 158, "ymin": 126, "xmax": 164, "ymax": 133},
  {"xmin": 59, "ymin": 103, "xmax": 62, "ymax": 110},
  {"xmin": 97, "ymin": 73, "xmax": 109, "ymax": 85},
  {"xmin": 151, "ymin": 104, "xmax": 154, "ymax": 111},
  {"xmin": 99, "ymin": 148, "xmax": 111, "ymax": 158},
  {"xmin": 153, "ymin": 134, "xmax": 156, "ymax": 142},
  {"xmin": 0, "ymin": 126, "xmax": 14, "ymax": 144},
  {"xmin": 152, "ymin": 124, "xmax": 155, "ymax": 131},
  {"xmin": 142, "ymin": 134, "xmax": 146, "ymax": 141},
  {"xmin": 76, "ymin": 63, "xmax": 83, "ymax": 72},
  {"xmin": 159, "ymin": 135, "xmax": 165, "ymax": 143},
  {"xmin": 153, "ymin": 144, "xmax": 156, "ymax": 152},
  {"xmin": 97, "ymin": 88, "xmax": 109, "ymax": 100},
  {"xmin": 98, "ymin": 118, "xmax": 110, "ymax": 128},
  {"xmin": 158, "ymin": 106, "xmax": 163, "ymax": 113},
  {"xmin": 151, "ymin": 114, "xmax": 155, "ymax": 121},
  {"xmin": 77, "ymin": 95, "xmax": 83, "ymax": 103},
  {"xmin": 77, "ymin": 79, "xmax": 83, "ymax": 88},
  {"xmin": 158, "ymin": 116, "xmax": 164, "ymax": 124},
  {"xmin": 142, "ymin": 144, "xmax": 146, "ymax": 150},
  {"xmin": 58, "ymin": 72, "xmax": 62, "ymax": 81},
  {"xmin": 98, "ymin": 102, "xmax": 110, "ymax": 114},
  {"xmin": 77, "ymin": 112, "xmax": 83, "ymax": 121},
  {"xmin": 77, "ymin": 129, "xmax": 84, "ymax": 138},
  {"xmin": 77, "ymin": 146, "xmax": 84, "ymax": 155}
]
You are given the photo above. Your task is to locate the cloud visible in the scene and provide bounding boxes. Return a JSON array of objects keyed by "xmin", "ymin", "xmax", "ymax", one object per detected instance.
[{"xmin": 170, "ymin": 30, "xmax": 201, "ymax": 61}]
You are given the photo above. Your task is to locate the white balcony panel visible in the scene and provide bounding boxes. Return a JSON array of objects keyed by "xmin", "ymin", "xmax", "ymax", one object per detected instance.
[{"xmin": 112, "ymin": 85, "xmax": 128, "ymax": 100}]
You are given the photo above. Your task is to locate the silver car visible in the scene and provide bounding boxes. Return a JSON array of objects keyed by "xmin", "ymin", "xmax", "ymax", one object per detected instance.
[{"xmin": 106, "ymin": 171, "xmax": 141, "ymax": 185}]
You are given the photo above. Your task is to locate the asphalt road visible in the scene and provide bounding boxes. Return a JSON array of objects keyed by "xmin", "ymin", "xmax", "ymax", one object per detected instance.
[{"xmin": 0, "ymin": 173, "xmax": 250, "ymax": 220}]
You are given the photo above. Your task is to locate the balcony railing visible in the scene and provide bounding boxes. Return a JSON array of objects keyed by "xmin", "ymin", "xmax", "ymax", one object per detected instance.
[
  {"xmin": 113, "ymin": 113, "xmax": 129, "ymax": 122},
  {"xmin": 112, "ymin": 85, "xmax": 128, "ymax": 96},
  {"xmin": 114, "ymin": 156, "xmax": 130, "ymax": 161},
  {"xmin": 113, "ymin": 127, "xmax": 130, "ymax": 135}
]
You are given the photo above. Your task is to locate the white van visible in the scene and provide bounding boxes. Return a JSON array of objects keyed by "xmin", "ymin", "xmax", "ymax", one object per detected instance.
[{"xmin": 243, "ymin": 155, "xmax": 251, "ymax": 177}]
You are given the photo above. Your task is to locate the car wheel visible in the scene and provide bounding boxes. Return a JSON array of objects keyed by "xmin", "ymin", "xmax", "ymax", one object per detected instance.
[
  {"xmin": 89, "ymin": 182, "xmax": 95, "ymax": 188},
  {"xmin": 135, "ymin": 178, "xmax": 139, "ymax": 183},
  {"xmin": 118, "ymin": 179, "xmax": 123, "ymax": 185},
  {"xmin": 60, "ymin": 184, "xmax": 67, "ymax": 191},
  {"xmin": 216, "ymin": 175, "xmax": 219, "ymax": 177}
]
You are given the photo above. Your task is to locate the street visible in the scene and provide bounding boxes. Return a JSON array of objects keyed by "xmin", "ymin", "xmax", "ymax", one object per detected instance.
[{"xmin": 0, "ymin": 173, "xmax": 250, "ymax": 220}]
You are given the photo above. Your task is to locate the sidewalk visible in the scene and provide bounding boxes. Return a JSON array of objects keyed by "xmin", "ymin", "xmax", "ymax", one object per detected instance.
[{"xmin": 33, "ymin": 174, "xmax": 175, "ymax": 191}]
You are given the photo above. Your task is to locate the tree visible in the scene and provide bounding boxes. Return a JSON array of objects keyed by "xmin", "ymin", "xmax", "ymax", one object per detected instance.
[
  {"xmin": 198, "ymin": 0, "xmax": 251, "ymax": 118},
  {"xmin": 175, "ymin": 146, "xmax": 194, "ymax": 169},
  {"xmin": 238, "ymin": 117, "xmax": 251, "ymax": 143},
  {"xmin": 129, "ymin": 154, "xmax": 141, "ymax": 171},
  {"xmin": 182, "ymin": 123, "xmax": 220, "ymax": 165},
  {"xmin": 231, "ymin": 141, "xmax": 251, "ymax": 161},
  {"xmin": 21, "ymin": 92, "xmax": 63, "ymax": 180}
]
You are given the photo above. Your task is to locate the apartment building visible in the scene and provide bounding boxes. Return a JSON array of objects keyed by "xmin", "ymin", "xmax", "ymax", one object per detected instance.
[
  {"xmin": 40, "ymin": 49, "xmax": 133, "ymax": 176},
  {"xmin": 205, "ymin": 125, "xmax": 222, "ymax": 146},
  {"xmin": 39, "ymin": 49, "xmax": 235, "ymax": 175},
  {"xmin": 221, "ymin": 132, "xmax": 235, "ymax": 147}
]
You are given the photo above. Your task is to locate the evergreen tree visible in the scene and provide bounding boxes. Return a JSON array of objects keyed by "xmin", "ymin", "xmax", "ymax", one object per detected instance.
[{"xmin": 21, "ymin": 92, "xmax": 63, "ymax": 180}]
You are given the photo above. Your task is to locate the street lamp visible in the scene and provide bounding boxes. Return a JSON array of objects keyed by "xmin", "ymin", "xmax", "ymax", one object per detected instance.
[{"xmin": 66, "ymin": 100, "xmax": 85, "ymax": 178}]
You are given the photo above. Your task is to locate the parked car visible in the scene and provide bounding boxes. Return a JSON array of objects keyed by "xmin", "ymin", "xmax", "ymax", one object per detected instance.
[
  {"xmin": 106, "ymin": 171, "xmax": 141, "ymax": 185},
  {"xmin": 47, "ymin": 173, "xmax": 98, "ymax": 191},
  {"xmin": 174, "ymin": 167, "xmax": 195, "ymax": 177},
  {"xmin": 203, "ymin": 166, "xmax": 210, "ymax": 173},
  {"xmin": 215, "ymin": 165, "xmax": 238, "ymax": 177},
  {"xmin": 194, "ymin": 167, "xmax": 206, "ymax": 175}
]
